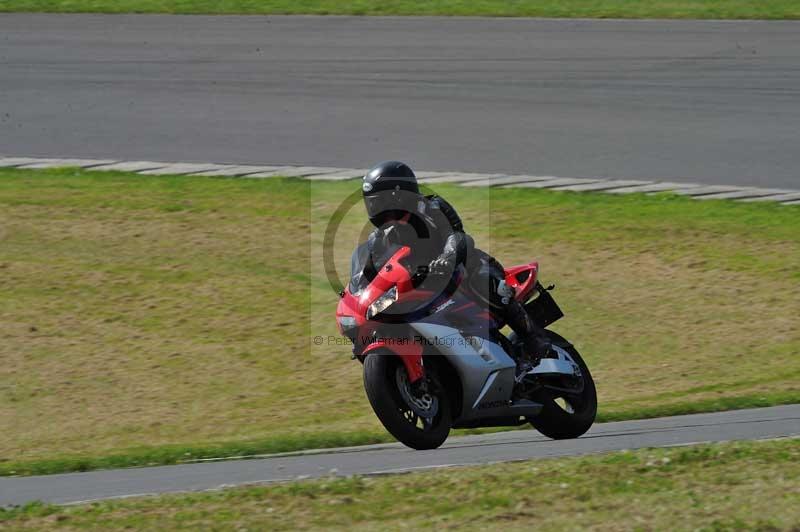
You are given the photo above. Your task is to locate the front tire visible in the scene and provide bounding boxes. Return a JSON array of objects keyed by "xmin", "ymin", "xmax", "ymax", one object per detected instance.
[
  {"xmin": 363, "ymin": 352, "xmax": 451, "ymax": 450},
  {"xmin": 528, "ymin": 331, "xmax": 597, "ymax": 439}
]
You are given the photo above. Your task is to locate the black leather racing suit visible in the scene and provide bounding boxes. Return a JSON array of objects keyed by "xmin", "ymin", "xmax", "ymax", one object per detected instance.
[{"xmin": 358, "ymin": 194, "xmax": 547, "ymax": 357}]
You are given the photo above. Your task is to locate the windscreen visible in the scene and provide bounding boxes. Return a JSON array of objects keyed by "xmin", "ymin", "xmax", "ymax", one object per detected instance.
[
  {"xmin": 348, "ymin": 242, "xmax": 406, "ymax": 295},
  {"xmin": 348, "ymin": 242, "xmax": 371, "ymax": 294}
]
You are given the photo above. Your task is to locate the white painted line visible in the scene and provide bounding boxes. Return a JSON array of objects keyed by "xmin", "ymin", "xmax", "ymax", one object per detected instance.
[
  {"xmin": 366, "ymin": 463, "xmax": 467, "ymax": 476},
  {"xmin": 88, "ymin": 161, "xmax": 170, "ymax": 172},
  {"xmin": 138, "ymin": 163, "xmax": 230, "ymax": 176},
  {"xmin": 694, "ymin": 188, "xmax": 797, "ymax": 201},
  {"xmin": 416, "ymin": 173, "xmax": 461, "ymax": 182},
  {"xmin": 420, "ymin": 173, "xmax": 508, "ymax": 184},
  {"xmin": 0, "ymin": 157, "xmax": 50, "ymax": 167},
  {"xmin": 550, "ymin": 180, "xmax": 653, "ymax": 192},
  {"xmin": 64, "ymin": 492, "xmax": 170, "ymax": 506},
  {"xmin": 501, "ymin": 177, "xmax": 600, "ymax": 189},
  {"xmin": 416, "ymin": 171, "xmax": 463, "ymax": 181},
  {"xmin": 461, "ymin": 175, "xmax": 559, "ymax": 187},
  {"xmin": 15, "ymin": 158, "xmax": 116, "ymax": 169},
  {"xmin": 783, "ymin": 199, "xmax": 800, "ymax": 205},
  {"xmin": 245, "ymin": 166, "xmax": 342, "ymax": 178},
  {"xmin": 738, "ymin": 191, "xmax": 800, "ymax": 203},
  {"xmin": 605, "ymin": 182, "xmax": 700, "ymax": 194},
  {"xmin": 671, "ymin": 185, "xmax": 749, "ymax": 197},
  {"xmin": 305, "ymin": 169, "xmax": 368, "ymax": 181},
  {"xmin": 237, "ymin": 166, "xmax": 306, "ymax": 178},
  {"xmin": 189, "ymin": 165, "xmax": 286, "ymax": 177},
  {"xmin": 186, "ymin": 442, "xmax": 404, "ymax": 464}
]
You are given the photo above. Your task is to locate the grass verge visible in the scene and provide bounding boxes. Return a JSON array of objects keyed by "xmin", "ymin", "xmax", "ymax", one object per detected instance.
[
  {"xmin": 1, "ymin": 168, "xmax": 798, "ymax": 476},
  {"xmin": 2, "ymin": 0, "xmax": 800, "ymax": 19},
  {"xmin": 3, "ymin": 438, "xmax": 799, "ymax": 529}
]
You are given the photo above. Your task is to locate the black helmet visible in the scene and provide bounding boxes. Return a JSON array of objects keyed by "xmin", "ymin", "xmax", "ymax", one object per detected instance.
[{"xmin": 362, "ymin": 161, "xmax": 421, "ymax": 226}]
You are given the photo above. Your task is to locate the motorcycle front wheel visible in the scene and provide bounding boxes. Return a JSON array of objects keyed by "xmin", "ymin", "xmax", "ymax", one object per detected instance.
[{"xmin": 363, "ymin": 352, "xmax": 451, "ymax": 450}]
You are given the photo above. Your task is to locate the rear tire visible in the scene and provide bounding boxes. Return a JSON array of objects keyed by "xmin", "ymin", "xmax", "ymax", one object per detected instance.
[
  {"xmin": 527, "ymin": 331, "xmax": 597, "ymax": 439},
  {"xmin": 363, "ymin": 352, "xmax": 451, "ymax": 450}
]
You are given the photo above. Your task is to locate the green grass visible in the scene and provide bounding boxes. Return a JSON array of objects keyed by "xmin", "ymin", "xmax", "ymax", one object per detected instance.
[
  {"xmin": 1, "ymin": 167, "xmax": 798, "ymax": 476},
  {"xmin": 3, "ymin": 438, "xmax": 799, "ymax": 530},
  {"xmin": 2, "ymin": 0, "xmax": 800, "ymax": 19}
]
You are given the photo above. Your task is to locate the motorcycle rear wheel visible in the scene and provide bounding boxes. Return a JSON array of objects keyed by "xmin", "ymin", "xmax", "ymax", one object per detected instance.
[
  {"xmin": 527, "ymin": 331, "xmax": 597, "ymax": 439},
  {"xmin": 363, "ymin": 352, "xmax": 451, "ymax": 450}
]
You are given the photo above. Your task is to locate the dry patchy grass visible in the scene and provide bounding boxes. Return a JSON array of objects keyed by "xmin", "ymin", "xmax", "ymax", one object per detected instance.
[{"xmin": 1, "ymin": 168, "xmax": 798, "ymax": 469}]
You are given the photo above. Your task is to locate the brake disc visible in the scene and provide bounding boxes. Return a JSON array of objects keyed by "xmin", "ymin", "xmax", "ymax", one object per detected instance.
[{"xmin": 395, "ymin": 367, "xmax": 439, "ymax": 419}]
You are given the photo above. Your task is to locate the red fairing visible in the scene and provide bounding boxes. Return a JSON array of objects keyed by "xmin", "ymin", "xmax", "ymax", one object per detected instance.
[
  {"xmin": 504, "ymin": 262, "xmax": 539, "ymax": 302},
  {"xmin": 336, "ymin": 246, "xmax": 426, "ymax": 383},
  {"xmin": 336, "ymin": 246, "xmax": 414, "ymax": 332},
  {"xmin": 363, "ymin": 339, "xmax": 425, "ymax": 383}
]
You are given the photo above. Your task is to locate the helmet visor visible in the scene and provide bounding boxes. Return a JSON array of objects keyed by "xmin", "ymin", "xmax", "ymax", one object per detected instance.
[{"xmin": 364, "ymin": 190, "xmax": 418, "ymax": 222}]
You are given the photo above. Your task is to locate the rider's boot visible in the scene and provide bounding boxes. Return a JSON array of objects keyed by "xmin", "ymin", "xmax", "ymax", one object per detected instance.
[{"xmin": 501, "ymin": 297, "xmax": 552, "ymax": 363}]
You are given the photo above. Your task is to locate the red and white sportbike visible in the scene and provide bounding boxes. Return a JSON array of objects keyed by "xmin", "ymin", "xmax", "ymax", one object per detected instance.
[{"xmin": 336, "ymin": 245, "xmax": 597, "ymax": 450}]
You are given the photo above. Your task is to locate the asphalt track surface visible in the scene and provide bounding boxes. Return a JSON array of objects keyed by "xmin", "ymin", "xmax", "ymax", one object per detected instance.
[
  {"xmin": 1, "ymin": 15, "xmax": 799, "ymax": 188},
  {"xmin": 2, "ymin": 405, "xmax": 799, "ymax": 506}
]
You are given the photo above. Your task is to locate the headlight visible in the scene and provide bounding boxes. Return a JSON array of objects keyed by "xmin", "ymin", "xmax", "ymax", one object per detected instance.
[
  {"xmin": 337, "ymin": 316, "xmax": 358, "ymax": 340},
  {"xmin": 339, "ymin": 316, "xmax": 356, "ymax": 333},
  {"xmin": 366, "ymin": 287, "xmax": 398, "ymax": 319}
]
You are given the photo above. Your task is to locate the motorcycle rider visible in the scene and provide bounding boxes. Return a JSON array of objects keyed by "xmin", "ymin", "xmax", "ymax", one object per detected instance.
[{"xmin": 357, "ymin": 160, "xmax": 552, "ymax": 365}]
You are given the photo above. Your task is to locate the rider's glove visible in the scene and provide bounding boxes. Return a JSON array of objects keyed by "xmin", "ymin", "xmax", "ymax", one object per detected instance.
[
  {"xmin": 411, "ymin": 264, "xmax": 430, "ymax": 285},
  {"xmin": 428, "ymin": 256, "xmax": 453, "ymax": 277}
]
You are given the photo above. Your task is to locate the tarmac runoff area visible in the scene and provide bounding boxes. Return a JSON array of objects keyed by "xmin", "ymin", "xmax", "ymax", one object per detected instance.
[{"xmin": 3, "ymin": 16, "xmax": 799, "ymax": 190}]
